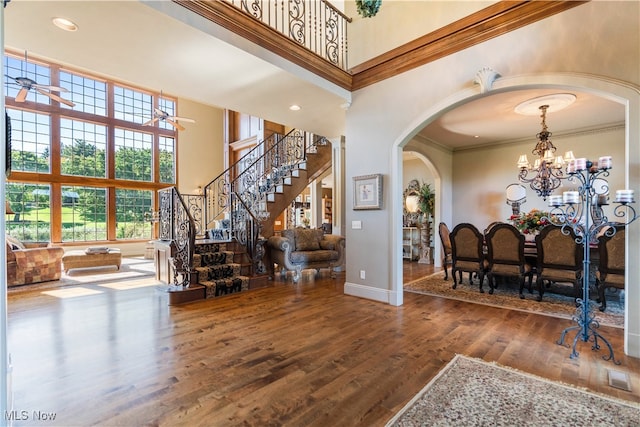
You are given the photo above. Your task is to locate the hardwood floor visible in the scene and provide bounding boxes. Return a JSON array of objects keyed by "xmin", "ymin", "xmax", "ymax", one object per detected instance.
[{"xmin": 6, "ymin": 261, "xmax": 638, "ymax": 426}]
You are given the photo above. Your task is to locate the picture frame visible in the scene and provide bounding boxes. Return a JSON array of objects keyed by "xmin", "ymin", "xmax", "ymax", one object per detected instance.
[{"xmin": 353, "ymin": 174, "xmax": 383, "ymax": 210}]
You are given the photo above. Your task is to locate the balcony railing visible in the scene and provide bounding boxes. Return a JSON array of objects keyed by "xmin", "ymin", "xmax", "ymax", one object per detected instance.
[{"xmin": 223, "ymin": 0, "xmax": 350, "ymax": 70}]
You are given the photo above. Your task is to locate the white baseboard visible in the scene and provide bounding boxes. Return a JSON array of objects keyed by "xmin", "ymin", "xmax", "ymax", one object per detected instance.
[{"xmin": 344, "ymin": 281, "xmax": 398, "ymax": 304}]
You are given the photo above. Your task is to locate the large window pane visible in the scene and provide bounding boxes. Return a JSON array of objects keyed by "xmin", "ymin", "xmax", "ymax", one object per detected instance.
[
  {"xmin": 7, "ymin": 108, "xmax": 51, "ymax": 173},
  {"xmin": 115, "ymin": 189, "xmax": 152, "ymax": 240},
  {"xmin": 114, "ymin": 128, "xmax": 153, "ymax": 181},
  {"xmin": 158, "ymin": 97, "xmax": 177, "ymax": 131},
  {"xmin": 59, "ymin": 71, "xmax": 107, "ymax": 115},
  {"xmin": 60, "ymin": 118, "xmax": 107, "ymax": 178},
  {"xmin": 61, "ymin": 186, "xmax": 107, "ymax": 242},
  {"xmin": 159, "ymin": 136, "xmax": 175, "ymax": 184},
  {"xmin": 114, "ymin": 85, "xmax": 152, "ymax": 125},
  {"xmin": 4, "ymin": 55, "xmax": 52, "ymax": 105},
  {"xmin": 6, "ymin": 182, "xmax": 52, "ymax": 242}
]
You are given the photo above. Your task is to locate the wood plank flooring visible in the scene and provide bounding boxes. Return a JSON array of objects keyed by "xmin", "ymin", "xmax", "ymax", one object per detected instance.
[{"xmin": 6, "ymin": 261, "xmax": 639, "ymax": 426}]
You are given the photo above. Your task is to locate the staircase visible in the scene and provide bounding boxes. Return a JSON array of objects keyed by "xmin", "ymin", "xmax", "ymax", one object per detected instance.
[{"xmin": 156, "ymin": 129, "xmax": 332, "ymax": 301}]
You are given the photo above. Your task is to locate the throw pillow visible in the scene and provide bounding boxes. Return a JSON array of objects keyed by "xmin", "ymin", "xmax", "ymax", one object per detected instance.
[
  {"xmin": 5, "ymin": 234, "xmax": 25, "ymax": 250},
  {"xmin": 295, "ymin": 229, "xmax": 322, "ymax": 251}
]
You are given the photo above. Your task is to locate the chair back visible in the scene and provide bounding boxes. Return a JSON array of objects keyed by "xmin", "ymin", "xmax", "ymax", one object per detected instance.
[
  {"xmin": 599, "ymin": 225, "xmax": 625, "ymax": 274},
  {"xmin": 484, "ymin": 221, "xmax": 503, "ymax": 236},
  {"xmin": 450, "ymin": 223, "xmax": 484, "ymax": 262},
  {"xmin": 438, "ymin": 222, "xmax": 452, "ymax": 257},
  {"xmin": 535, "ymin": 225, "xmax": 582, "ymax": 271},
  {"xmin": 485, "ymin": 223, "xmax": 524, "ymax": 267}
]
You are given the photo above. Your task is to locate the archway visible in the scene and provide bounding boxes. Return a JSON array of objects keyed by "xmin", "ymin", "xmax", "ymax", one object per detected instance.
[{"xmin": 390, "ymin": 73, "xmax": 639, "ymax": 356}]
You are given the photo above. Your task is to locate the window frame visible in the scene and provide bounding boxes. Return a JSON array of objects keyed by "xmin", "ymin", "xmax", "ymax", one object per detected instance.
[{"xmin": 4, "ymin": 50, "xmax": 178, "ymax": 244}]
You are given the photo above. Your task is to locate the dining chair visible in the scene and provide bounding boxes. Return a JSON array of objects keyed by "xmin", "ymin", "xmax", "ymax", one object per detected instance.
[
  {"xmin": 534, "ymin": 225, "xmax": 583, "ymax": 303},
  {"xmin": 596, "ymin": 225, "xmax": 625, "ymax": 312},
  {"xmin": 450, "ymin": 223, "xmax": 488, "ymax": 292},
  {"xmin": 484, "ymin": 223, "xmax": 533, "ymax": 297},
  {"xmin": 483, "ymin": 221, "xmax": 503, "ymax": 236},
  {"xmin": 438, "ymin": 222, "xmax": 453, "ymax": 280}
]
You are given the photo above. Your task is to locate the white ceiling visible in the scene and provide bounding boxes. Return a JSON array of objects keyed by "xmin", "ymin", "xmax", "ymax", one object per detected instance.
[
  {"xmin": 3, "ymin": 0, "xmax": 350, "ymax": 138},
  {"xmin": 3, "ymin": 1, "xmax": 626, "ymax": 149}
]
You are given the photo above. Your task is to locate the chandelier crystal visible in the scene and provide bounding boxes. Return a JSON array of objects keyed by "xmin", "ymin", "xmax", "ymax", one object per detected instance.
[{"xmin": 516, "ymin": 105, "xmax": 574, "ymax": 200}]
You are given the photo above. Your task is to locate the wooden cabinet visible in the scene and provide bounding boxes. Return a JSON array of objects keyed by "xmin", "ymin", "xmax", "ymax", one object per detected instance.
[{"xmin": 402, "ymin": 227, "xmax": 420, "ymax": 260}]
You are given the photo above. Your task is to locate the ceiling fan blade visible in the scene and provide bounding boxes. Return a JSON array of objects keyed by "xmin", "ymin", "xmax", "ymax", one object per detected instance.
[
  {"xmin": 143, "ymin": 117, "xmax": 159, "ymax": 127},
  {"xmin": 15, "ymin": 87, "xmax": 29, "ymax": 102},
  {"xmin": 33, "ymin": 84, "xmax": 69, "ymax": 93},
  {"xmin": 165, "ymin": 118, "xmax": 185, "ymax": 131},
  {"xmin": 36, "ymin": 87, "xmax": 75, "ymax": 107},
  {"xmin": 173, "ymin": 117, "xmax": 196, "ymax": 123}
]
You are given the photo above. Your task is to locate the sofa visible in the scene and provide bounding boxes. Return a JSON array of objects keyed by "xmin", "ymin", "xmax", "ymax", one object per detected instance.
[
  {"xmin": 267, "ymin": 228, "xmax": 345, "ymax": 282},
  {"xmin": 6, "ymin": 235, "xmax": 65, "ymax": 287}
]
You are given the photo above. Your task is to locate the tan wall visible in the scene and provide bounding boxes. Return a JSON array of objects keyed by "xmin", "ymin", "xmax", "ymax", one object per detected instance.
[
  {"xmin": 452, "ymin": 127, "xmax": 626, "ymax": 229},
  {"xmin": 176, "ymin": 98, "xmax": 225, "ymax": 194},
  {"xmin": 346, "ymin": 1, "xmax": 495, "ymax": 67}
]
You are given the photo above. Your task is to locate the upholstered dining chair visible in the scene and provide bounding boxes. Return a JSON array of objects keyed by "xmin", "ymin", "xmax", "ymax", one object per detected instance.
[
  {"xmin": 534, "ymin": 225, "xmax": 583, "ymax": 303},
  {"xmin": 438, "ymin": 222, "xmax": 453, "ymax": 280},
  {"xmin": 450, "ymin": 223, "xmax": 488, "ymax": 292},
  {"xmin": 484, "ymin": 223, "xmax": 533, "ymax": 298},
  {"xmin": 596, "ymin": 225, "xmax": 625, "ymax": 312}
]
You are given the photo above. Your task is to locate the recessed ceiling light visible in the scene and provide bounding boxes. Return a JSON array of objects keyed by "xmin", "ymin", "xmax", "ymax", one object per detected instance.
[
  {"xmin": 52, "ymin": 17, "xmax": 78, "ymax": 32},
  {"xmin": 289, "ymin": 104, "xmax": 301, "ymax": 111}
]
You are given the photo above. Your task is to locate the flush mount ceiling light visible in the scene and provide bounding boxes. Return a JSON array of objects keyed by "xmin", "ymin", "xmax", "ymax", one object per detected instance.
[
  {"xmin": 289, "ymin": 104, "xmax": 301, "ymax": 111},
  {"xmin": 52, "ymin": 17, "xmax": 78, "ymax": 32}
]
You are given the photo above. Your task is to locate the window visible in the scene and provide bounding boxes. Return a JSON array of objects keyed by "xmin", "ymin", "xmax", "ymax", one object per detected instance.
[
  {"xmin": 61, "ymin": 186, "xmax": 108, "ymax": 242},
  {"xmin": 7, "ymin": 109, "xmax": 51, "ymax": 173},
  {"xmin": 6, "ymin": 182, "xmax": 52, "ymax": 242},
  {"xmin": 60, "ymin": 119, "xmax": 107, "ymax": 178},
  {"xmin": 4, "ymin": 51, "xmax": 178, "ymax": 243}
]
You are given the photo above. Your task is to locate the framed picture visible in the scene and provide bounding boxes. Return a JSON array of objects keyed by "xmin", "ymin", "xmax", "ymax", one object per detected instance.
[{"xmin": 353, "ymin": 174, "xmax": 383, "ymax": 210}]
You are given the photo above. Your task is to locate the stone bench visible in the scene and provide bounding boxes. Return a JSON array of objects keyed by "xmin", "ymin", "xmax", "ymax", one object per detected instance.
[{"xmin": 62, "ymin": 249, "xmax": 122, "ymax": 273}]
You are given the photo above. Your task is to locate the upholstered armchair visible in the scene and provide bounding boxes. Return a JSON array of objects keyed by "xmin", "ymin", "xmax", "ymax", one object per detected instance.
[
  {"xmin": 6, "ymin": 235, "xmax": 65, "ymax": 287},
  {"xmin": 484, "ymin": 223, "xmax": 533, "ymax": 297},
  {"xmin": 535, "ymin": 225, "xmax": 583, "ymax": 303},
  {"xmin": 450, "ymin": 223, "xmax": 488, "ymax": 292},
  {"xmin": 596, "ymin": 225, "xmax": 625, "ymax": 312},
  {"xmin": 267, "ymin": 228, "xmax": 345, "ymax": 282}
]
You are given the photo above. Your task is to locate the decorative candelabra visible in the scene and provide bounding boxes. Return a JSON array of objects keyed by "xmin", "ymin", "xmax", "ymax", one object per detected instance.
[{"xmin": 546, "ymin": 156, "xmax": 636, "ymax": 363}]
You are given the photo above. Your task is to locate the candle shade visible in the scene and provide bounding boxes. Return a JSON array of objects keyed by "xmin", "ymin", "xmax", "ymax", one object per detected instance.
[
  {"xmin": 564, "ymin": 151, "xmax": 575, "ymax": 161},
  {"xmin": 566, "ymin": 159, "xmax": 576, "ymax": 174},
  {"xmin": 599, "ymin": 156, "xmax": 612, "ymax": 169},
  {"xmin": 615, "ymin": 189, "xmax": 634, "ymax": 203},
  {"xmin": 574, "ymin": 158, "xmax": 587, "ymax": 171},
  {"xmin": 548, "ymin": 195, "xmax": 563, "ymax": 207},
  {"xmin": 517, "ymin": 154, "xmax": 529, "ymax": 168},
  {"xmin": 563, "ymin": 191, "xmax": 580, "ymax": 204}
]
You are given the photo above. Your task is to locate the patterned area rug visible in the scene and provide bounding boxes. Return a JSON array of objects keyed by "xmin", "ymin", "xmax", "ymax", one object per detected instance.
[
  {"xmin": 386, "ymin": 355, "xmax": 640, "ymax": 427},
  {"xmin": 404, "ymin": 272, "xmax": 624, "ymax": 328}
]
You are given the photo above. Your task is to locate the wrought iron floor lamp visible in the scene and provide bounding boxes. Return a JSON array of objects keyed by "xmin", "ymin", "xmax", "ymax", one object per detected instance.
[{"xmin": 546, "ymin": 156, "xmax": 636, "ymax": 363}]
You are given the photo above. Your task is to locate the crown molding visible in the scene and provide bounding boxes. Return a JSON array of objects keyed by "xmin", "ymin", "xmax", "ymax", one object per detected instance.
[{"xmin": 173, "ymin": 1, "xmax": 588, "ymax": 93}]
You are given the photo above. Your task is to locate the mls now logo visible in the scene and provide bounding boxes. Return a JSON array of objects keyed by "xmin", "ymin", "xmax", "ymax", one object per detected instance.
[{"xmin": 5, "ymin": 410, "xmax": 57, "ymax": 421}]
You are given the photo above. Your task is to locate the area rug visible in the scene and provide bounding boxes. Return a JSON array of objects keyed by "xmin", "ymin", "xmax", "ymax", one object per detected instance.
[
  {"xmin": 7, "ymin": 257, "xmax": 157, "ymax": 294},
  {"xmin": 386, "ymin": 355, "xmax": 639, "ymax": 427},
  {"xmin": 404, "ymin": 272, "xmax": 624, "ymax": 329}
]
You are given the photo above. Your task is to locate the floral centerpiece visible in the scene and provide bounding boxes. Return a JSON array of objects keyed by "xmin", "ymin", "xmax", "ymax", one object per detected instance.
[{"xmin": 510, "ymin": 209, "xmax": 550, "ymax": 235}]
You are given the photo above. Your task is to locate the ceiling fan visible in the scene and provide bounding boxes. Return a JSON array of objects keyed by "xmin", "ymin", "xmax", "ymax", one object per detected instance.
[
  {"xmin": 143, "ymin": 108, "xmax": 195, "ymax": 131},
  {"xmin": 6, "ymin": 52, "xmax": 75, "ymax": 107}
]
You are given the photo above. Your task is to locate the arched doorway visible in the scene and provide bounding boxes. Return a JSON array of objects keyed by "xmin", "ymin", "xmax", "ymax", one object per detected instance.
[{"xmin": 391, "ymin": 73, "xmax": 639, "ymax": 355}]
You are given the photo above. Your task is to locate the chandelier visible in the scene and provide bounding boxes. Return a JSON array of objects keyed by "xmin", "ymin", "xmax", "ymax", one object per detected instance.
[{"xmin": 516, "ymin": 104, "xmax": 574, "ymax": 200}]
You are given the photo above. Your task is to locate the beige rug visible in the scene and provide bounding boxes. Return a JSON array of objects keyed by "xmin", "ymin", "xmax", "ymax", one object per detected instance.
[
  {"xmin": 404, "ymin": 272, "xmax": 624, "ymax": 329},
  {"xmin": 386, "ymin": 355, "xmax": 639, "ymax": 426},
  {"xmin": 7, "ymin": 257, "xmax": 158, "ymax": 294}
]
